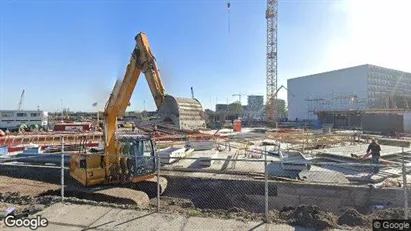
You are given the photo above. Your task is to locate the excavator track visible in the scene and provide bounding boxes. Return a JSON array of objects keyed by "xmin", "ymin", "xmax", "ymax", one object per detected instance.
[
  {"xmin": 59, "ymin": 176, "xmax": 168, "ymax": 208},
  {"xmin": 92, "ymin": 188, "xmax": 150, "ymax": 208},
  {"xmin": 131, "ymin": 176, "xmax": 168, "ymax": 198},
  {"xmin": 0, "ymin": 163, "xmax": 168, "ymax": 208}
]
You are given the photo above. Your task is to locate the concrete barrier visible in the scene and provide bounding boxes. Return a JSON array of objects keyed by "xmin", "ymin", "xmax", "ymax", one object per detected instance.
[
  {"xmin": 164, "ymin": 175, "xmax": 410, "ymax": 214},
  {"xmin": 0, "ymin": 164, "xmax": 408, "ymax": 215},
  {"xmin": 186, "ymin": 141, "xmax": 215, "ymax": 151}
]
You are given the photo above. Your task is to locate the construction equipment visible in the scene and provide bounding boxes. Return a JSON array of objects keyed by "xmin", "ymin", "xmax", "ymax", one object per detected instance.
[
  {"xmin": 119, "ymin": 32, "xmax": 205, "ymax": 130},
  {"xmin": 70, "ymin": 32, "xmax": 191, "ymax": 205},
  {"xmin": 265, "ymin": 0, "xmax": 278, "ymax": 124},
  {"xmin": 224, "ymin": 1, "xmax": 278, "ymax": 124},
  {"xmin": 17, "ymin": 90, "xmax": 25, "ymax": 111}
]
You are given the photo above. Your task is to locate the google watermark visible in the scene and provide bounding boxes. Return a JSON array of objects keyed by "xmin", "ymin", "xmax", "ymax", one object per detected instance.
[
  {"xmin": 373, "ymin": 219, "xmax": 411, "ymax": 231},
  {"xmin": 4, "ymin": 215, "xmax": 48, "ymax": 230}
]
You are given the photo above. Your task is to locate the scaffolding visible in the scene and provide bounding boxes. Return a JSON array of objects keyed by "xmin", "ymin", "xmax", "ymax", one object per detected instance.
[{"xmin": 306, "ymin": 92, "xmax": 369, "ymax": 116}]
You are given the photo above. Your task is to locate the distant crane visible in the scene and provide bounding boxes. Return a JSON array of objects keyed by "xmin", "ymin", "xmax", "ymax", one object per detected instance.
[
  {"xmin": 266, "ymin": 85, "xmax": 294, "ymax": 122},
  {"xmin": 191, "ymin": 87, "xmax": 195, "ymax": 99},
  {"xmin": 275, "ymin": 85, "xmax": 294, "ymax": 98},
  {"xmin": 18, "ymin": 90, "xmax": 25, "ymax": 111},
  {"xmin": 232, "ymin": 93, "xmax": 247, "ymax": 105},
  {"xmin": 225, "ymin": 1, "xmax": 278, "ymax": 124}
]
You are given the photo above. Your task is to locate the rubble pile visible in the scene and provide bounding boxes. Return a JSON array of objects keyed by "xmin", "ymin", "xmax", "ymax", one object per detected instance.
[
  {"xmin": 0, "ymin": 192, "xmax": 33, "ymax": 205},
  {"xmin": 337, "ymin": 208, "xmax": 369, "ymax": 227},
  {"xmin": 279, "ymin": 205, "xmax": 338, "ymax": 230},
  {"xmin": 371, "ymin": 208, "xmax": 411, "ymax": 220}
]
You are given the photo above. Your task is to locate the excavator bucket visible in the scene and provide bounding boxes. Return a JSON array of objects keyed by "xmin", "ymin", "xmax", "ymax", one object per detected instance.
[{"xmin": 158, "ymin": 95, "xmax": 206, "ymax": 130}]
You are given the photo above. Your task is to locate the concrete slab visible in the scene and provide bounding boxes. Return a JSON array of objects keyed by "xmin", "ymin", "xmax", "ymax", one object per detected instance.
[
  {"xmin": 183, "ymin": 217, "xmax": 264, "ymax": 231},
  {"xmin": 90, "ymin": 209, "xmax": 186, "ymax": 231},
  {"xmin": 0, "ymin": 203, "xmax": 349, "ymax": 231},
  {"xmin": 186, "ymin": 141, "xmax": 215, "ymax": 151},
  {"xmin": 299, "ymin": 170, "xmax": 350, "ymax": 184},
  {"xmin": 1, "ymin": 224, "xmax": 82, "ymax": 231},
  {"xmin": 158, "ymin": 147, "xmax": 192, "ymax": 164},
  {"xmin": 41, "ymin": 203, "xmax": 112, "ymax": 227},
  {"xmin": 314, "ymin": 144, "xmax": 411, "ymax": 159},
  {"xmin": 164, "ymin": 149, "xmax": 281, "ymax": 174},
  {"xmin": 36, "ymin": 203, "xmax": 82, "ymax": 220}
]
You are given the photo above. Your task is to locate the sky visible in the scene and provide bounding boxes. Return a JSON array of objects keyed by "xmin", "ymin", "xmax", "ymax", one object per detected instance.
[{"xmin": 0, "ymin": 0, "xmax": 410, "ymax": 112}]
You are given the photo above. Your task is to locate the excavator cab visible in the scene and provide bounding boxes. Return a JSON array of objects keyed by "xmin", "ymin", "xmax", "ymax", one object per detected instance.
[
  {"xmin": 118, "ymin": 135, "xmax": 157, "ymax": 179},
  {"xmin": 70, "ymin": 134, "xmax": 158, "ymax": 186}
]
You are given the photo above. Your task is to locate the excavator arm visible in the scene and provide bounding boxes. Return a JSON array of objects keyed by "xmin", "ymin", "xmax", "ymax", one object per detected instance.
[
  {"xmin": 104, "ymin": 33, "xmax": 167, "ymax": 159},
  {"xmin": 70, "ymin": 32, "xmax": 203, "ymax": 188},
  {"xmin": 135, "ymin": 33, "xmax": 166, "ymax": 109}
]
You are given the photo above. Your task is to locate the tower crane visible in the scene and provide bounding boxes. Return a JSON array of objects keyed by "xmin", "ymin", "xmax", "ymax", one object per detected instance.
[
  {"xmin": 232, "ymin": 93, "xmax": 247, "ymax": 105},
  {"xmin": 265, "ymin": 0, "xmax": 278, "ymax": 124},
  {"xmin": 18, "ymin": 90, "xmax": 25, "ymax": 111},
  {"xmin": 226, "ymin": 1, "xmax": 278, "ymax": 125}
]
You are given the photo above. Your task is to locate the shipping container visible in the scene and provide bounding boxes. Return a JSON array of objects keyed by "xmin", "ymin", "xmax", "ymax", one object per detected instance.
[{"xmin": 54, "ymin": 122, "xmax": 92, "ymax": 132}]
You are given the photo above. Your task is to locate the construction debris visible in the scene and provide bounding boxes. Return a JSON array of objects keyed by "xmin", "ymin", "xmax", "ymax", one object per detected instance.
[
  {"xmin": 370, "ymin": 208, "xmax": 411, "ymax": 220},
  {"xmin": 337, "ymin": 208, "xmax": 369, "ymax": 227},
  {"xmin": 279, "ymin": 205, "xmax": 337, "ymax": 230}
]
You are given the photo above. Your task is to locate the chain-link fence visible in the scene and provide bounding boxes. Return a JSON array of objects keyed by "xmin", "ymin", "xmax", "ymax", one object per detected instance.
[{"xmin": 1, "ymin": 137, "xmax": 411, "ymax": 229}]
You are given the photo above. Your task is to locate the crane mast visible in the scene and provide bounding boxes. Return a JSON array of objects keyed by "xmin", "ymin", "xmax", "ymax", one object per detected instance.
[{"xmin": 265, "ymin": 0, "xmax": 278, "ymax": 124}]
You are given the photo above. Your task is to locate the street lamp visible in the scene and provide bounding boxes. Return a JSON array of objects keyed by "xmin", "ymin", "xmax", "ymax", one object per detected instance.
[{"xmin": 60, "ymin": 99, "xmax": 63, "ymax": 122}]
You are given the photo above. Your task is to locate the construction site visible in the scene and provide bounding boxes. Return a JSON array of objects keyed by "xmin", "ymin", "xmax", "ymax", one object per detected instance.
[{"xmin": 1, "ymin": 1, "xmax": 411, "ymax": 231}]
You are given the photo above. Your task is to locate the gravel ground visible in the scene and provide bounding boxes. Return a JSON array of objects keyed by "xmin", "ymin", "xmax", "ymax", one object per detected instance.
[
  {"xmin": 0, "ymin": 176, "xmax": 407, "ymax": 230},
  {"xmin": 0, "ymin": 176, "xmax": 59, "ymax": 196}
]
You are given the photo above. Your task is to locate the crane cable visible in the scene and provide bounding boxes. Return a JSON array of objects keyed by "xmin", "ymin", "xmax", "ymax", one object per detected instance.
[{"xmin": 227, "ymin": 2, "xmax": 231, "ymax": 34}]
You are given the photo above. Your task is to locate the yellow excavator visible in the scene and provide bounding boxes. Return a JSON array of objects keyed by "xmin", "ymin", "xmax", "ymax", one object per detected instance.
[{"xmin": 69, "ymin": 32, "xmax": 205, "ymax": 203}]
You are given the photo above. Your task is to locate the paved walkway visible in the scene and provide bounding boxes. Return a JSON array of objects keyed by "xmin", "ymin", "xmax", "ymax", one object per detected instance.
[{"xmin": 1, "ymin": 203, "xmax": 347, "ymax": 231}]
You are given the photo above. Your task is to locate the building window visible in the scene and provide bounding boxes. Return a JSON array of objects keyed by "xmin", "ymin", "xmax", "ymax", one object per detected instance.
[
  {"xmin": 16, "ymin": 113, "xmax": 27, "ymax": 117},
  {"xmin": 1, "ymin": 112, "xmax": 13, "ymax": 118},
  {"xmin": 31, "ymin": 113, "xmax": 39, "ymax": 117}
]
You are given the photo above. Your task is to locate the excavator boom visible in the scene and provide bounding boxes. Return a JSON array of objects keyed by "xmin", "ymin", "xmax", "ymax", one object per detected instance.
[
  {"xmin": 70, "ymin": 32, "xmax": 204, "ymax": 191},
  {"xmin": 133, "ymin": 33, "xmax": 206, "ymax": 131}
]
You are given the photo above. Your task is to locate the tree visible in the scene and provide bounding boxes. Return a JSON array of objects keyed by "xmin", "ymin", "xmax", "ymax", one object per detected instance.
[
  {"xmin": 62, "ymin": 108, "xmax": 70, "ymax": 117},
  {"xmin": 277, "ymin": 103, "xmax": 287, "ymax": 119},
  {"xmin": 229, "ymin": 102, "xmax": 243, "ymax": 114}
]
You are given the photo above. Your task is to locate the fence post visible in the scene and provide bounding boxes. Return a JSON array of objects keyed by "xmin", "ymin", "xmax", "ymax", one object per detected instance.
[
  {"xmin": 61, "ymin": 136, "xmax": 65, "ymax": 203},
  {"xmin": 402, "ymin": 147, "xmax": 408, "ymax": 219},
  {"xmin": 264, "ymin": 145, "xmax": 268, "ymax": 223},
  {"xmin": 156, "ymin": 151, "xmax": 161, "ymax": 212}
]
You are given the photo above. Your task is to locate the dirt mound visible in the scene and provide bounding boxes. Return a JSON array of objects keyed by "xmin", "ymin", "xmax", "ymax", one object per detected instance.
[
  {"xmin": 200, "ymin": 208, "xmax": 264, "ymax": 221},
  {"xmin": 370, "ymin": 208, "xmax": 411, "ymax": 220},
  {"xmin": 0, "ymin": 192, "xmax": 33, "ymax": 205},
  {"xmin": 279, "ymin": 205, "xmax": 337, "ymax": 230},
  {"xmin": 191, "ymin": 192, "xmax": 235, "ymax": 210},
  {"xmin": 337, "ymin": 208, "xmax": 369, "ymax": 227}
]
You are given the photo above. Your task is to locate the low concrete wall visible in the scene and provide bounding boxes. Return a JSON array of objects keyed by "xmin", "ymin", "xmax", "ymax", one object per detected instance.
[
  {"xmin": 0, "ymin": 165, "xmax": 407, "ymax": 215},
  {"xmin": 165, "ymin": 175, "xmax": 409, "ymax": 214},
  {"xmin": 269, "ymin": 181, "xmax": 391, "ymax": 213}
]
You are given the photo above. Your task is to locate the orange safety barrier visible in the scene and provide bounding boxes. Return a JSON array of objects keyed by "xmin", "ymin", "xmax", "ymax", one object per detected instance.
[
  {"xmin": 0, "ymin": 133, "xmax": 104, "ymax": 147},
  {"xmin": 0, "ymin": 131, "xmax": 226, "ymax": 151}
]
